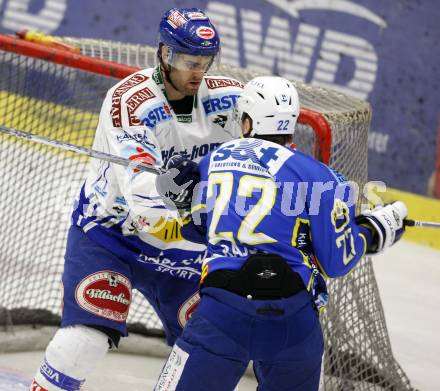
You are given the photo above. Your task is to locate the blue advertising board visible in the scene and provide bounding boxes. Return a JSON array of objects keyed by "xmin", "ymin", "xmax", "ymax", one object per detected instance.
[{"xmin": 1, "ymin": 0, "xmax": 439, "ymax": 196}]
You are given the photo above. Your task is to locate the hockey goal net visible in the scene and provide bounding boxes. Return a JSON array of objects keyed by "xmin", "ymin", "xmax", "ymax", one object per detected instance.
[{"xmin": 0, "ymin": 34, "xmax": 412, "ymax": 390}]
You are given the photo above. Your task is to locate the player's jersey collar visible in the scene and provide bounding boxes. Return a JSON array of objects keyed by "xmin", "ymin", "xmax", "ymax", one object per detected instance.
[{"xmin": 152, "ymin": 66, "xmax": 198, "ymax": 124}]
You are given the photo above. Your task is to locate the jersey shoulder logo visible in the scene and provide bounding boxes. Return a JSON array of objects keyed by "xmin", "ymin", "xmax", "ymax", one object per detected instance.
[
  {"xmin": 126, "ymin": 87, "xmax": 156, "ymax": 126},
  {"xmin": 204, "ymin": 77, "xmax": 244, "ymax": 90},
  {"xmin": 111, "ymin": 73, "xmax": 149, "ymax": 127}
]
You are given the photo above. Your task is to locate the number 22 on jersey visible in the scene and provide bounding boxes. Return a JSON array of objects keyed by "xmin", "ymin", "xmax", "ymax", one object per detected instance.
[{"xmin": 207, "ymin": 172, "xmax": 278, "ymax": 246}]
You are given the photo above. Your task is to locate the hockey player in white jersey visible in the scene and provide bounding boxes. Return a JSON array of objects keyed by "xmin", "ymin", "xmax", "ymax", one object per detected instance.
[{"xmin": 29, "ymin": 7, "xmax": 243, "ymax": 391}]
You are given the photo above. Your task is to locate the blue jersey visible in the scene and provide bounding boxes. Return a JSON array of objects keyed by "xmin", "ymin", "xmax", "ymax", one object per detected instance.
[{"xmin": 188, "ymin": 138, "xmax": 373, "ymax": 290}]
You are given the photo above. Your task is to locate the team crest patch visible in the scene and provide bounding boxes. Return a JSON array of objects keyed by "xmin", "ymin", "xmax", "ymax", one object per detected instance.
[
  {"xmin": 75, "ymin": 271, "xmax": 132, "ymax": 322},
  {"xmin": 177, "ymin": 292, "xmax": 200, "ymax": 327}
]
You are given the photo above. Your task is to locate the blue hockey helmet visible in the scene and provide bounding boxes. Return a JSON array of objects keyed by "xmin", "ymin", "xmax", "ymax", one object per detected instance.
[{"xmin": 158, "ymin": 8, "xmax": 220, "ymax": 57}]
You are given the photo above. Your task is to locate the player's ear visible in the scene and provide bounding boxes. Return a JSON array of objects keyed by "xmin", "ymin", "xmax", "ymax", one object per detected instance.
[
  {"xmin": 159, "ymin": 44, "xmax": 167, "ymax": 62},
  {"xmin": 241, "ymin": 114, "xmax": 253, "ymax": 137}
]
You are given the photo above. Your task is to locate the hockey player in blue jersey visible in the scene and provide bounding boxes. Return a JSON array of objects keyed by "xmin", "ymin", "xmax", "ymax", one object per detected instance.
[
  {"xmin": 30, "ymin": 8, "xmax": 245, "ymax": 391},
  {"xmin": 155, "ymin": 76, "xmax": 408, "ymax": 391}
]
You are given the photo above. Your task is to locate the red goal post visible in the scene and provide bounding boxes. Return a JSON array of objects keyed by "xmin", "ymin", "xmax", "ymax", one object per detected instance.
[{"xmin": 0, "ymin": 33, "xmax": 331, "ymax": 164}]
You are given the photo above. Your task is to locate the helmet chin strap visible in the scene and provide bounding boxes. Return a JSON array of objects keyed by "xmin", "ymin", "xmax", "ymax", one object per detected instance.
[
  {"xmin": 163, "ymin": 65, "xmax": 181, "ymax": 94},
  {"xmin": 157, "ymin": 48, "xmax": 183, "ymax": 96}
]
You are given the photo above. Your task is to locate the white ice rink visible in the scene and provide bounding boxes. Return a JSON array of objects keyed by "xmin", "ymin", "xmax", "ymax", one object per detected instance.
[{"xmin": 0, "ymin": 240, "xmax": 439, "ymax": 390}]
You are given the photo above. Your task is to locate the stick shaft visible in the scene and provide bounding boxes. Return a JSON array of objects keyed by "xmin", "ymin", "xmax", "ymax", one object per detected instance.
[
  {"xmin": 404, "ymin": 219, "xmax": 440, "ymax": 229},
  {"xmin": 0, "ymin": 125, "xmax": 164, "ymax": 175},
  {"xmin": 2, "ymin": 124, "xmax": 439, "ymax": 228}
]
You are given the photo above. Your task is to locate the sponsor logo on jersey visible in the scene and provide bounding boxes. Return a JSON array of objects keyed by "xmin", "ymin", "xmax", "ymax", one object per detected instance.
[
  {"xmin": 196, "ymin": 26, "xmax": 215, "ymax": 39},
  {"xmin": 167, "ymin": 10, "xmax": 187, "ymax": 28},
  {"xmin": 127, "ymin": 146, "xmax": 157, "ymax": 172},
  {"xmin": 177, "ymin": 292, "xmax": 200, "ymax": 328},
  {"xmin": 213, "ymin": 114, "xmax": 227, "ymax": 128},
  {"xmin": 30, "ymin": 379, "xmax": 48, "ymax": 391},
  {"xmin": 202, "ymin": 93, "xmax": 240, "ymax": 115},
  {"xmin": 211, "ymin": 139, "xmax": 283, "ymax": 171},
  {"xmin": 39, "ymin": 359, "xmax": 85, "ymax": 390},
  {"xmin": 75, "ymin": 271, "xmax": 132, "ymax": 322},
  {"xmin": 162, "ymin": 142, "xmax": 221, "ymax": 164},
  {"xmin": 204, "ymin": 77, "xmax": 243, "ymax": 90},
  {"xmin": 136, "ymin": 251, "xmax": 204, "ymax": 281},
  {"xmin": 292, "ymin": 218, "xmax": 311, "ymax": 249},
  {"xmin": 176, "ymin": 113, "xmax": 192, "ymax": 123},
  {"xmin": 111, "ymin": 74, "xmax": 148, "ymax": 127},
  {"xmin": 126, "ymin": 87, "xmax": 156, "ymax": 126},
  {"xmin": 213, "ymin": 139, "xmax": 262, "ymax": 165},
  {"xmin": 116, "ymin": 131, "xmax": 156, "ymax": 149},
  {"xmin": 140, "ymin": 102, "xmax": 173, "ymax": 129}
]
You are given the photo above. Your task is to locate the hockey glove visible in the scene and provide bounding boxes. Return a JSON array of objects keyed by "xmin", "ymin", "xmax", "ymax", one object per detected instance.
[
  {"xmin": 156, "ymin": 155, "xmax": 200, "ymax": 209},
  {"xmin": 356, "ymin": 201, "xmax": 408, "ymax": 254}
]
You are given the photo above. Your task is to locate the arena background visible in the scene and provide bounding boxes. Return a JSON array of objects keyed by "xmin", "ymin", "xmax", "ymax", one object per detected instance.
[{"xmin": 1, "ymin": 0, "xmax": 439, "ymax": 248}]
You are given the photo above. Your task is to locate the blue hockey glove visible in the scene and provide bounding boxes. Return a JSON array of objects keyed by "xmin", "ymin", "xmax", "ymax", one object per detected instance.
[{"xmin": 156, "ymin": 155, "xmax": 200, "ymax": 209}]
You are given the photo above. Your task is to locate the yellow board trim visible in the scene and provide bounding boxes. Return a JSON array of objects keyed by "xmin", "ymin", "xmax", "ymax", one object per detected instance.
[
  {"xmin": 0, "ymin": 90, "xmax": 97, "ymax": 155},
  {"xmin": 367, "ymin": 185, "xmax": 440, "ymax": 250}
]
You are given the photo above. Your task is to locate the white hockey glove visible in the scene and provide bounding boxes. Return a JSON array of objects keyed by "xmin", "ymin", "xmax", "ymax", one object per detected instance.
[{"xmin": 357, "ymin": 201, "xmax": 408, "ymax": 254}]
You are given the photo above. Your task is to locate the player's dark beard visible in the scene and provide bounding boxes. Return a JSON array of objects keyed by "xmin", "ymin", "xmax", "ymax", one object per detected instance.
[{"xmin": 169, "ymin": 69, "xmax": 199, "ymax": 96}]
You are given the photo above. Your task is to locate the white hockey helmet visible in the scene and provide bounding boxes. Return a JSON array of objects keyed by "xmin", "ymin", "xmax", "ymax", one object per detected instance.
[{"xmin": 234, "ymin": 76, "xmax": 300, "ymax": 136}]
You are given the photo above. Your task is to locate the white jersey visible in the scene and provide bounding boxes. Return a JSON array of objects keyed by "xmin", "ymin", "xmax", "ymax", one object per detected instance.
[{"xmin": 72, "ymin": 66, "xmax": 243, "ymax": 280}]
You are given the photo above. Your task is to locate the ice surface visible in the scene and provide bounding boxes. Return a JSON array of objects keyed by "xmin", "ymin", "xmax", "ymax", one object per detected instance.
[{"xmin": 0, "ymin": 240, "xmax": 438, "ymax": 390}]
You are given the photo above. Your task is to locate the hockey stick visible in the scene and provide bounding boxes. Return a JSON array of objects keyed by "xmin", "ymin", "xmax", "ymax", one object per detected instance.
[
  {"xmin": 2, "ymin": 125, "xmax": 440, "ymax": 228},
  {"xmin": 0, "ymin": 125, "xmax": 165, "ymax": 175},
  {"xmin": 404, "ymin": 219, "xmax": 440, "ymax": 229}
]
